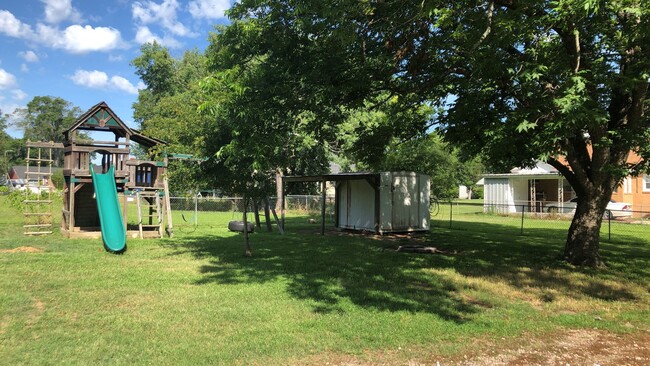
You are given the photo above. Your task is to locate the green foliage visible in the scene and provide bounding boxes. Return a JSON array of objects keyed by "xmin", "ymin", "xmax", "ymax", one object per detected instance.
[
  {"xmin": 0, "ymin": 110, "xmax": 23, "ymax": 174},
  {"xmin": 217, "ymin": 0, "xmax": 649, "ymax": 265},
  {"xmin": 50, "ymin": 170, "xmax": 64, "ymax": 190},
  {"xmin": 131, "ymin": 42, "xmax": 177, "ymax": 98},
  {"xmin": 348, "ymin": 128, "xmax": 485, "ymax": 199},
  {"xmin": 12, "ymin": 96, "xmax": 81, "ymax": 166},
  {"xmin": 131, "ymin": 45, "xmax": 210, "ymax": 192},
  {"xmin": 5, "ymin": 189, "xmax": 28, "ymax": 208}
]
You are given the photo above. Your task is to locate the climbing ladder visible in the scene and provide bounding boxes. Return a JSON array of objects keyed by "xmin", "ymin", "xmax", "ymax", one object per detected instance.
[
  {"xmin": 136, "ymin": 191, "xmax": 163, "ymax": 239},
  {"xmin": 23, "ymin": 141, "xmax": 62, "ymax": 235}
]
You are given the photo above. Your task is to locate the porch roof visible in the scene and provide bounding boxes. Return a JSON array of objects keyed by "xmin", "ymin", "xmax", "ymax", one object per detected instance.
[{"xmin": 483, "ymin": 172, "xmax": 564, "ymax": 180}]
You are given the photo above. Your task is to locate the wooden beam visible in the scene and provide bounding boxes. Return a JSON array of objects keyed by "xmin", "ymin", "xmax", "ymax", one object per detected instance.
[{"xmin": 25, "ymin": 141, "xmax": 64, "ymax": 148}]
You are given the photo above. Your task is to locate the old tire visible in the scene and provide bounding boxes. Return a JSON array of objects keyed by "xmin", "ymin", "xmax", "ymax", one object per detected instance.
[{"xmin": 228, "ymin": 220, "xmax": 255, "ymax": 233}]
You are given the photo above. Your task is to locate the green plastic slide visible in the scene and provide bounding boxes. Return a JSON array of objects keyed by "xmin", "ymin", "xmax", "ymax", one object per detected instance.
[{"xmin": 91, "ymin": 166, "xmax": 126, "ymax": 253}]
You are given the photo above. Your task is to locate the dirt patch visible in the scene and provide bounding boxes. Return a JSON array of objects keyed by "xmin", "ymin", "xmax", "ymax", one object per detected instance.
[
  {"xmin": 297, "ymin": 329, "xmax": 650, "ymax": 365},
  {"xmin": 0, "ymin": 246, "xmax": 44, "ymax": 253},
  {"xmin": 26, "ymin": 298, "xmax": 45, "ymax": 327},
  {"xmin": 461, "ymin": 329, "xmax": 650, "ymax": 366}
]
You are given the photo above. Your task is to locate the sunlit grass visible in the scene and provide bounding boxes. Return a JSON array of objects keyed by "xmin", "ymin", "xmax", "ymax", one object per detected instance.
[{"xmin": 1, "ymin": 195, "xmax": 649, "ymax": 364}]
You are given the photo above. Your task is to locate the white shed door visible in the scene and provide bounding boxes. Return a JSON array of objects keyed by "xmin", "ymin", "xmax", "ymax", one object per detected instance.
[{"xmin": 392, "ymin": 174, "xmax": 418, "ymax": 230}]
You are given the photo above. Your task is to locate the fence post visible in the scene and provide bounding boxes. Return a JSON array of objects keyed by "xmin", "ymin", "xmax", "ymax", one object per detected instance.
[
  {"xmin": 449, "ymin": 201, "xmax": 453, "ymax": 229},
  {"xmin": 520, "ymin": 205, "xmax": 525, "ymax": 235},
  {"xmin": 608, "ymin": 213, "xmax": 611, "ymax": 241},
  {"xmin": 194, "ymin": 194, "xmax": 198, "ymax": 226}
]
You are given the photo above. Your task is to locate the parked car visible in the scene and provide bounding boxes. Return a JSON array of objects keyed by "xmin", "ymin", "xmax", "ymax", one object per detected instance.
[{"xmin": 546, "ymin": 197, "xmax": 632, "ymax": 218}]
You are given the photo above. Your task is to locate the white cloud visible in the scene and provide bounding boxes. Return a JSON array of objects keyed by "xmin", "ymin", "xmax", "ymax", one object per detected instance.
[
  {"xmin": 70, "ymin": 69, "xmax": 142, "ymax": 95},
  {"xmin": 41, "ymin": 0, "xmax": 82, "ymax": 24},
  {"xmin": 70, "ymin": 69, "xmax": 109, "ymax": 88},
  {"xmin": 19, "ymin": 50, "xmax": 40, "ymax": 63},
  {"xmin": 0, "ymin": 69, "xmax": 18, "ymax": 89},
  {"xmin": 1, "ymin": 10, "xmax": 123, "ymax": 54},
  {"xmin": 132, "ymin": 0, "xmax": 195, "ymax": 37},
  {"xmin": 11, "ymin": 89, "xmax": 28, "ymax": 101},
  {"xmin": 188, "ymin": 0, "xmax": 230, "ymax": 19},
  {"xmin": 0, "ymin": 10, "xmax": 35, "ymax": 38},
  {"xmin": 135, "ymin": 26, "xmax": 181, "ymax": 48},
  {"xmin": 20, "ymin": 64, "xmax": 29, "ymax": 73},
  {"xmin": 110, "ymin": 76, "xmax": 140, "ymax": 94},
  {"xmin": 37, "ymin": 24, "xmax": 125, "ymax": 53}
]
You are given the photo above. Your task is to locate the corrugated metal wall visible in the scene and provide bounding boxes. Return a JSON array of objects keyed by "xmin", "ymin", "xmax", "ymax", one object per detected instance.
[{"xmin": 484, "ymin": 178, "xmax": 514, "ymax": 213}]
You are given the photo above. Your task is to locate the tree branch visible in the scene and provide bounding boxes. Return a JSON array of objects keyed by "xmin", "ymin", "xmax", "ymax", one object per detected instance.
[{"xmin": 470, "ymin": 1, "xmax": 495, "ymax": 53}]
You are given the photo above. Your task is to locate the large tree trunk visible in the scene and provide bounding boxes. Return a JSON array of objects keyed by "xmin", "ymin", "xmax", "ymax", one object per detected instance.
[{"xmin": 564, "ymin": 191, "xmax": 610, "ymax": 267}]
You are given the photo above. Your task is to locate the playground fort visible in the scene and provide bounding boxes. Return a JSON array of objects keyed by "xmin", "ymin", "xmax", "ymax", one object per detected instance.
[{"xmin": 23, "ymin": 102, "xmax": 173, "ymax": 251}]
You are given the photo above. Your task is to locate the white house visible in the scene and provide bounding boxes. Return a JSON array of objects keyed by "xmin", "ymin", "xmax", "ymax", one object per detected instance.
[{"xmin": 481, "ymin": 161, "xmax": 574, "ymax": 213}]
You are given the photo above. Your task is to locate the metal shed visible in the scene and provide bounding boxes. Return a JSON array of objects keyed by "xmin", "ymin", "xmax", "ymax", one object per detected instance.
[{"xmin": 283, "ymin": 171, "xmax": 430, "ymax": 234}]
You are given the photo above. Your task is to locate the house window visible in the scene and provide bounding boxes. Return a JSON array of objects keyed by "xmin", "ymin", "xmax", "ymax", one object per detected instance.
[
  {"xmin": 623, "ymin": 176, "xmax": 633, "ymax": 194},
  {"xmin": 644, "ymin": 175, "xmax": 650, "ymax": 192}
]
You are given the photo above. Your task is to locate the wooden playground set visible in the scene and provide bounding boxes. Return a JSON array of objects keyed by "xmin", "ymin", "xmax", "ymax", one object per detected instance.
[{"xmin": 23, "ymin": 102, "xmax": 174, "ymax": 250}]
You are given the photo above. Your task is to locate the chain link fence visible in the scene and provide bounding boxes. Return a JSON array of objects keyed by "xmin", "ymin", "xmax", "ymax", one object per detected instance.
[
  {"xmin": 165, "ymin": 195, "xmax": 650, "ymax": 241},
  {"xmin": 169, "ymin": 195, "xmax": 337, "ymax": 230},
  {"xmin": 431, "ymin": 201, "xmax": 650, "ymax": 242}
]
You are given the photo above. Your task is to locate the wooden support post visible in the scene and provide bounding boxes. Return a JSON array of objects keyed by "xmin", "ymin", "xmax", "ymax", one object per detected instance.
[
  {"xmin": 137, "ymin": 192, "xmax": 144, "ymax": 239},
  {"xmin": 69, "ymin": 180, "xmax": 75, "ymax": 232},
  {"xmin": 321, "ymin": 179, "xmax": 326, "ymax": 236},
  {"xmin": 271, "ymin": 207, "xmax": 284, "ymax": 235},
  {"xmin": 122, "ymin": 190, "xmax": 128, "ymax": 232},
  {"xmin": 280, "ymin": 175, "xmax": 285, "ymax": 231},
  {"xmin": 263, "ymin": 197, "xmax": 272, "ymax": 232},
  {"xmin": 243, "ymin": 196, "xmax": 252, "ymax": 256},
  {"xmin": 163, "ymin": 173, "xmax": 173, "ymax": 238}
]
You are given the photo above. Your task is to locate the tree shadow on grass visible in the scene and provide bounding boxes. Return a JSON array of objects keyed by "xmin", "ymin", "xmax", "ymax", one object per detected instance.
[
  {"xmin": 163, "ymin": 221, "xmax": 477, "ymax": 322},
  {"xmin": 163, "ymin": 217, "xmax": 647, "ymax": 320},
  {"xmin": 427, "ymin": 221, "xmax": 648, "ymax": 303}
]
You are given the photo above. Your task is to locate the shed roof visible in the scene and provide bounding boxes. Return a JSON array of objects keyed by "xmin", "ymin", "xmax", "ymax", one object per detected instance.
[
  {"xmin": 283, "ymin": 172, "xmax": 379, "ymax": 183},
  {"xmin": 62, "ymin": 101, "xmax": 167, "ymax": 148}
]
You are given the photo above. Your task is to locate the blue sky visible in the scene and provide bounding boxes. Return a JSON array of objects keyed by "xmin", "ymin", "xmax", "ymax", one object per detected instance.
[{"xmin": 0, "ymin": 0, "xmax": 232, "ymax": 137}]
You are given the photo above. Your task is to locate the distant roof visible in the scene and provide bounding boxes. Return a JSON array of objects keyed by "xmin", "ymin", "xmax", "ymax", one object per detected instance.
[
  {"xmin": 509, "ymin": 161, "xmax": 558, "ymax": 174},
  {"xmin": 11, "ymin": 166, "xmax": 63, "ymax": 179},
  {"xmin": 283, "ymin": 171, "xmax": 424, "ymax": 183},
  {"xmin": 484, "ymin": 161, "xmax": 562, "ymax": 179}
]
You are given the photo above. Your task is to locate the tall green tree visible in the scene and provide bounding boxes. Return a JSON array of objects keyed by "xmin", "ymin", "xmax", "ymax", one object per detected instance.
[
  {"xmin": 13, "ymin": 96, "xmax": 81, "ymax": 166},
  {"xmin": 365, "ymin": 133, "xmax": 483, "ymax": 200},
  {"xmin": 220, "ymin": 0, "xmax": 649, "ymax": 267},
  {"xmin": 0, "ymin": 110, "xmax": 21, "ymax": 176},
  {"xmin": 132, "ymin": 44, "xmax": 210, "ymax": 193},
  {"xmin": 201, "ymin": 11, "xmax": 432, "ymax": 194}
]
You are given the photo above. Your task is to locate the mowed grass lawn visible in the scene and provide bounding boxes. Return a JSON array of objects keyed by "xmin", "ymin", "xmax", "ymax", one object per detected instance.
[{"xmin": 1, "ymin": 195, "xmax": 649, "ymax": 364}]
